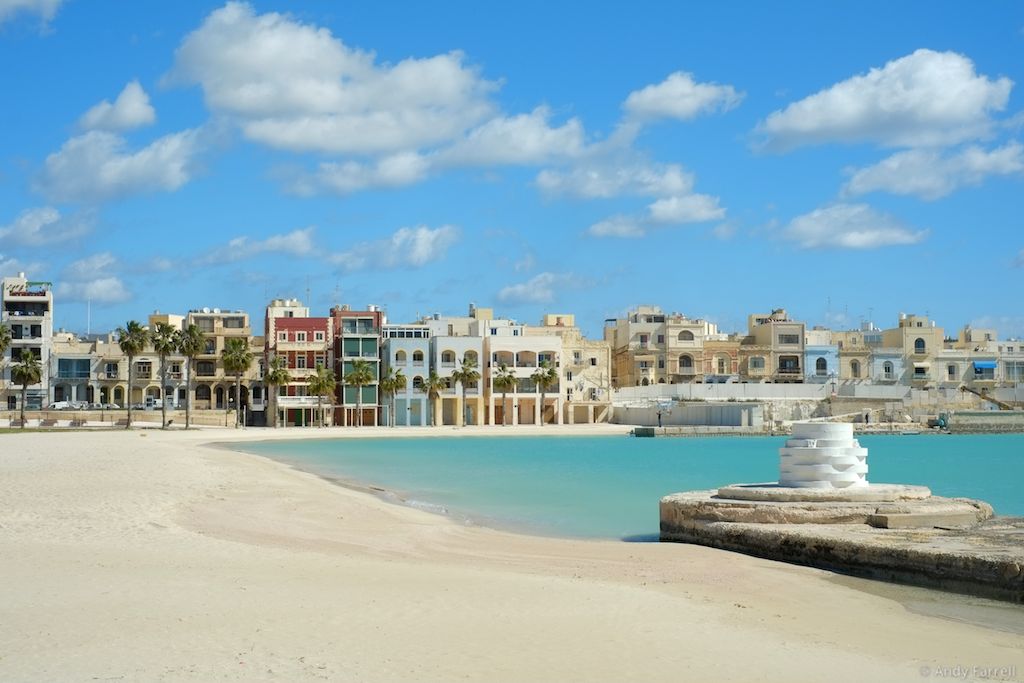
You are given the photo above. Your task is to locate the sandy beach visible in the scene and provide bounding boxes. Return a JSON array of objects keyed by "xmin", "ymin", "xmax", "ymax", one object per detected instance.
[{"xmin": 1, "ymin": 426, "xmax": 1022, "ymax": 682}]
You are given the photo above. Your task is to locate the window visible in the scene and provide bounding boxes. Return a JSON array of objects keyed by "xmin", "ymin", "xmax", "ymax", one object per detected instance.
[
  {"xmin": 639, "ymin": 334, "xmax": 648, "ymax": 346},
  {"xmin": 196, "ymin": 318, "xmax": 215, "ymax": 332},
  {"xmin": 590, "ymin": 357, "xmax": 597, "ymax": 366},
  {"xmin": 717, "ymin": 358, "xmax": 727, "ymax": 374},
  {"xmin": 778, "ymin": 334, "xmax": 800, "ymax": 345},
  {"xmin": 815, "ymin": 357, "xmax": 827, "ymax": 376},
  {"xmin": 657, "ymin": 335, "xmax": 665, "ymax": 344},
  {"xmin": 657, "ymin": 358, "xmax": 665, "ymax": 369},
  {"xmin": 948, "ymin": 364, "xmax": 957, "ymax": 380},
  {"xmin": 413, "ymin": 350, "xmax": 424, "ymax": 365},
  {"xmin": 395, "ymin": 350, "xmax": 407, "ymax": 363},
  {"xmin": 566, "ymin": 371, "xmax": 573, "ymax": 381},
  {"xmin": 315, "ymin": 355, "xmax": 325, "ymax": 368},
  {"xmin": 914, "ymin": 365, "xmax": 928, "ymax": 378},
  {"xmin": 678, "ymin": 355, "xmax": 693, "ymax": 370},
  {"xmin": 296, "ymin": 332, "xmax": 307, "ymax": 342},
  {"xmin": 678, "ymin": 330, "xmax": 694, "ymax": 341},
  {"xmin": 197, "ymin": 361, "xmax": 216, "ymax": 376},
  {"xmin": 223, "ymin": 317, "xmax": 244, "ymax": 328},
  {"xmin": 196, "ymin": 385, "xmax": 211, "ymax": 400},
  {"xmin": 639, "ymin": 361, "xmax": 650, "ymax": 369},
  {"xmin": 204, "ymin": 340, "xmax": 216, "ymax": 354},
  {"xmin": 850, "ymin": 360, "xmax": 861, "ymax": 379},
  {"xmin": 749, "ymin": 356, "xmax": 764, "ymax": 369},
  {"xmin": 296, "ymin": 355, "xmax": 306, "ymax": 369},
  {"xmin": 589, "ymin": 388, "xmax": 598, "ymax": 400},
  {"xmin": 573, "ymin": 351, "xmax": 581, "ymax": 363},
  {"xmin": 413, "ymin": 376, "xmax": 423, "ymax": 389},
  {"xmin": 883, "ymin": 361, "xmax": 894, "ymax": 380},
  {"xmin": 278, "ymin": 331, "xmax": 287, "ymax": 341},
  {"xmin": 136, "ymin": 361, "xmax": 152, "ymax": 377},
  {"xmin": 315, "ymin": 331, "xmax": 325, "ymax": 342},
  {"xmin": 491, "ymin": 328, "xmax": 498, "ymax": 335},
  {"xmin": 104, "ymin": 362, "xmax": 118, "ymax": 378},
  {"xmin": 914, "ymin": 338, "xmax": 926, "ymax": 354},
  {"xmin": 512, "ymin": 329, "xmax": 519, "ymax": 336},
  {"xmin": 441, "ymin": 350, "xmax": 456, "ymax": 365}
]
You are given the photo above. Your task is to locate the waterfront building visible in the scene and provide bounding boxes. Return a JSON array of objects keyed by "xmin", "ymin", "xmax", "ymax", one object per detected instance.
[
  {"xmin": 703, "ymin": 335, "xmax": 741, "ymax": 382},
  {"xmin": 187, "ymin": 308, "xmax": 263, "ymax": 418},
  {"xmin": 331, "ymin": 305, "xmax": 384, "ymax": 426},
  {"xmin": 49, "ymin": 331, "xmax": 96, "ymax": 406},
  {"xmin": 527, "ymin": 314, "xmax": 609, "ymax": 424},
  {"xmin": 743, "ymin": 309, "xmax": 806, "ymax": 383},
  {"xmin": 879, "ymin": 313, "xmax": 944, "ymax": 387},
  {"xmin": 804, "ymin": 328, "xmax": 839, "ymax": 384},
  {"xmin": 265, "ymin": 298, "xmax": 331, "ymax": 427},
  {"xmin": 833, "ymin": 327, "xmax": 872, "ymax": 382},
  {"xmin": 421, "ymin": 307, "xmax": 486, "ymax": 426},
  {"xmin": 2, "ymin": 273, "xmax": 53, "ymax": 410},
  {"xmin": 604, "ymin": 305, "xmax": 718, "ymax": 387},
  {"xmin": 381, "ymin": 323, "xmax": 431, "ymax": 425}
]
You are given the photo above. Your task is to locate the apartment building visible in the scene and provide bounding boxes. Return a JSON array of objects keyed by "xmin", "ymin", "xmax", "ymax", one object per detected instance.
[
  {"xmin": 265, "ymin": 298, "xmax": 331, "ymax": 427},
  {"xmin": 743, "ymin": 309, "xmax": 806, "ymax": 383},
  {"xmin": 422, "ymin": 307, "xmax": 486, "ymax": 426},
  {"xmin": 2, "ymin": 273, "xmax": 53, "ymax": 410},
  {"xmin": 604, "ymin": 305, "xmax": 719, "ymax": 387},
  {"xmin": 187, "ymin": 308, "xmax": 262, "ymax": 417},
  {"xmin": 484, "ymin": 314, "xmax": 561, "ymax": 426},
  {"xmin": 804, "ymin": 328, "xmax": 838, "ymax": 384},
  {"xmin": 879, "ymin": 313, "xmax": 944, "ymax": 386},
  {"xmin": 332, "ymin": 305, "xmax": 384, "ymax": 426},
  {"xmin": 527, "ymin": 314, "xmax": 610, "ymax": 424},
  {"xmin": 381, "ymin": 323, "xmax": 431, "ymax": 425}
]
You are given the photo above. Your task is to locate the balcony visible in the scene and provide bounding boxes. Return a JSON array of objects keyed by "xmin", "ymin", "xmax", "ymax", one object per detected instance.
[
  {"xmin": 56, "ymin": 371, "xmax": 91, "ymax": 380},
  {"xmin": 103, "ymin": 371, "xmax": 122, "ymax": 380}
]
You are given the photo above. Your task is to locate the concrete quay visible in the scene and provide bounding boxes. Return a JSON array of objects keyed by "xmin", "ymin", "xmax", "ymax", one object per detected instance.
[{"xmin": 660, "ymin": 488, "xmax": 1023, "ymax": 603}]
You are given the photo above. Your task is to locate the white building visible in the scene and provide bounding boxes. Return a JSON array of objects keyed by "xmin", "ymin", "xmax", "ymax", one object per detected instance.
[{"xmin": 2, "ymin": 273, "xmax": 53, "ymax": 410}]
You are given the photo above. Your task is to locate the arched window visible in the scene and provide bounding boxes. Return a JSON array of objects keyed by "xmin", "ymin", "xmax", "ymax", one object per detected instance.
[
  {"xmin": 412, "ymin": 350, "xmax": 424, "ymax": 364},
  {"xmin": 914, "ymin": 338, "xmax": 926, "ymax": 354},
  {"xmin": 850, "ymin": 360, "xmax": 861, "ymax": 379},
  {"xmin": 196, "ymin": 385, "xmax": 211, "ymax": 400},
  {"xmin": 113, "ymin": 387, "xmax": 124, "ymax": 402},
  {"xmin": 815, "ymin": 357, "xmax": 827, "ymax": 376},
  {"xmin": 464, "ymin": 350, "xmax": 478, "ymax": 364},
  {"xmin": 441, "ymin": 350, "xmax": 456, "ymax": 364},
  {"xmin": 641, "ymin": 378, "xmax": 649, "ymax": 386},
  {"xmin": 412, "ymin": 375, "xmax": 423, "ymax": 389},
  {"xmin": 883, "ymin": 361, "xmax": 893, "ymax": 379},
  {"xmin": 658, "ymin": 378, "xmax": 666, "ymax": 384},
  {"xmin": 395, "ymin": 350, "xmax": 407, "ymax": 363},
  {"xmin": 678, "ymin": 354, "xmax": 693, "ymax": 369},
  {"xmin": 678, "ymin": 330, "xmax": 694, "ymax": 341},
  {"xmin": 717, "ymin": 357, "xmax": 727, "ymax": 374}
]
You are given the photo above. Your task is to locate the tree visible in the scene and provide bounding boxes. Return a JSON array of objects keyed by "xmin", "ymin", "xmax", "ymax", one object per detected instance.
[
  {"xmin": 0, "ymin": 324, "xmax": 10, "ymax": 412},
  {"xmin": 117, "ymin": 320, "xmax": 149, "ymax": 429},
  {"xmin": 419, "ymin": 370, "xmax": 447, "ymax": 427},
  {"xmin": 451, "ymin": 356, "xmax": 480, "ymax": 427},
  {"xmin": 151, "ymin": 322, "xmax": 177, "ymax": 429},
  {"xmin": 531, "ymin": 360, "xmax": 559, "ymax": 426},
  {"xmin": 263, "ymin": 354, "xmax": 292, "ymax": 428},
  {"xmin": 307, "ymin": 363, "xmax": 337, "ymax": 428},
  {"xmin": 174, "ymin": 324, "xmax": 205, "ymax": 430},
  {"xmin": 378, "ymin": 366, "xmax": 406, "ymax": 427},
  {"xmin": 344, "ymin": 359, "xmax": 375, "ymax": 427},
  {"xmin": 11, "ymin": 350, "xmax": 41, "ymax": 429},
  {"xmin": 222, "ymin": 337, "xmax": 253, "ymax": 428},
  {"xmin": 493, "ymin": 363, "xmax": 517, "ymax": 426}
]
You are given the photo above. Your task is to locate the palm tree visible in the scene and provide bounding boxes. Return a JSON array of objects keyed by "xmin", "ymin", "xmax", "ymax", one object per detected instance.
[
  {"xmin": 451, "ymin": 356, "xmax": 481, "ymax": 427},
  {"xmin": 151, "ymin": 322, "xmax": 177, "ymax": 429},
  {"xmin": 222, "ymin": 337, "xmax": 253, "ymax": 428},
  {"xmin": 378, "ymin": 366, "xmax": 406, "ymax": 427},
  {"xmin": 531, "ymin": 360, "xmax": 560, "ymax": 426},
  {"xmin": 0, "ymin": 324, "xmax": 11, "ymax": 414},
  {"xmin": 11, "ymin": 350, "xmax": 41, "ymax": 429},
  {"xmin": 493, "ymin": 363, "xmax": 517, "ymax": 426},
  {"xmin": 419, "ymin": 370, "xmax": 447, "ymax": 427},
  {"xmin": 344, "ymin": 359, "xmax": 375, "ymax": 427},
  {"xmin": 307, "ymin": 363, "xmax": 337, "ymax": 428},
  {"xmin": 117, "ymin": 320, "xmax": 149, "ymax": 429},
  {"xmin": 263, "ymin": 354, "xmax": 292, "ymax": 428},
  {"xmin": 174, "ymin": 324, "xmax": 205, "ymax": 430}
]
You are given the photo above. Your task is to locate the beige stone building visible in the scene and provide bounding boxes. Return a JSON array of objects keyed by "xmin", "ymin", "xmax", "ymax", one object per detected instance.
[
  {"xmin": 879, "ymin": 313, "xmax": 944, "ymax": 387},
  {"xmin": 604, "ymin": 305, "xmax": 719, "ymax": 387},
  {"xmin": 740, "ymin": 309, "xmax": 806, "ymax": 382},
  {"xmin": 187, "ymin": 308, "xmax": 263, "ymax": 414},
  {"xmin": 527, "ymin": 314, "xmax": 611, "ymax": 424}
]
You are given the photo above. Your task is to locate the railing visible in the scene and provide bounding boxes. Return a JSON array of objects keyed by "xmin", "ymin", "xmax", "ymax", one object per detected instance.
[
  {"xmin": 103, "ymin": 372, "xmax": 120, "ymax": 380},
  {"xmin": 56, "ymin": 372, "xmax": 91, "ymax": 379}
]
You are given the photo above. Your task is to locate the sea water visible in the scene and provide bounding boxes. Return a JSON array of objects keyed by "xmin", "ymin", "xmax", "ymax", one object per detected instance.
[{"xmin": 237, "ymin": 434, "xmax": 1024, "ymax": 540}]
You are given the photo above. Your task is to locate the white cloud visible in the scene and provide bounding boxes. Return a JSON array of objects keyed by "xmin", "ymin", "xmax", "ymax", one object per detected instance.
[
  {"xmin": 0, "ymin": 206, "xmax": 91, "ymax": 245},
  {"xmin": 168, "ymin": 2, "xmax": 496, "ymax": 155},
  {"xmin": 439, "ymin": 107, "xmax": 585, "ymax": 166},
  {"xmin": 497, "ymin": 272, "xmax": 583, "ymax": 305},
  {"xmin": 757, "ymin": 49, "xmax": 1013, "ymax": 150},
  {"xmin": 78, "ymin": 80, "xmax": 156, "ymax": 132},
  {"xmin": 586, "ymin": 216, "xmax": 645, "ymax": 238},
  {"xmin": 290, "ymin": 152, "xmax": 430, "ymax": 195},
  {"xmin": 842, "ymin": 142, "xmax": 1024, "ymax": 200},
  {"xmin": 37, "ymin": 129, "xmax": 202, "ymax": 203},
  {"xmin": 782, "ymin": 203, "xmax": 927, "ymax": 249},
  {"xmin": 624, "ymin": 71, "xmax": 743, "ymax": 122},
  {"xmin": 0, "ymin": 0, "xmax": 61, "ymax": 25},
  {"xmin": 330, "ymin": 225, "xmax": 458, "ymax": 272},
  {"xmin": 55, "ymin": 252, "xmax": 131, "ymax": 304},
  {"xmin": 536, "ymin": 161, "xmax": 693, "ymax": 199},
  {"xmin": 710, "ymin": 222, "xmax": 737, "ymax": 240},
  {"xmin": 198, "ymin": 227, "xmax": 316, "ymax": 265},
  {"xmin": 647, "ymin": 194, "xmax": 725, "ymax": 224},
  {"xmin": 0, "ymin": 253, "xmax": 42, "ymax": 274}
]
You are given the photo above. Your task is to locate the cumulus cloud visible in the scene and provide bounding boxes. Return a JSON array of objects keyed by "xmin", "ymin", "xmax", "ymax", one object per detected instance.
[
  {"xmin": 536, "ymin": 161, "xmax": 693, "ymax": 199},
  {"xmin": 289, "ymin": 152, "xmax": 430, "ymax": 195},
  {"xmin": 624, "ymin": 71, "xmax": 743, "ymax": 122},
  {"xmin": 782, "ymin": 203, "xmax": 927, "ymax": 249},
  {"xmin": 329, "ymin": 225, "xmax": 458, "ymax": 272},
  {"xmin": 167, "ymin": 2, "xmax": 496, "ymax": 155},
  {"xmin": 842, "ymin": 142, "xmax": 1024, "ymax": 200},
  {"xmin": 496, "ymin": 272, "xmax": 585, "ymax": 305},
  {"xmin": 647, "ymin": 194, "xmax": 725, "ymax": 224},
  {"xmin": 586, "ymin": 216, "xmax": 645, "ymax": 238},
  {"xmin": 0, "ymin": 0, "xmax": 62, "ymax": 25},
  {"xmin": 438, "ymin": 107, "xmax": 585, "ymax": 166},
  {"xmin": 757, "ymin": 49, "xmax": 1013, "ymax": 150},
  {"xmin": 0, "ymin": 253, "xmax": 42, "ymax": 274},
  {"xmin": 55, "ymin": 252, "xmax": 131, "ymax": 304},
  {"xmin": 36, "ymin": 129, "xmax": 202, "ymax": 203},
  {"xmin": 78, "ymin": 80, "xmax": 156, "ymax": 132},
  {"xmin": 198, "ymin": 227, "xmax": 316, "ymax": 265},
  {"xmin": 0, "ymin": 206, "xmax": 91, "ymax": 245}
]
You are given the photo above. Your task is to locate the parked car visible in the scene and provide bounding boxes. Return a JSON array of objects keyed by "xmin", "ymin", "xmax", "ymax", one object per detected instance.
[
  {"xmin": 47, "ymin": 401, "xmax": 71, "ymax": 410},
  {"xmin": 101, "ymin": 403, "xmax": 121, "ymax": 410}
]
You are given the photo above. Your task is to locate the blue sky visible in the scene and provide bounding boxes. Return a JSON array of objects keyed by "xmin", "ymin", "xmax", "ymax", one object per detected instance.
[{"xmin": 1, "ymin": 1, "xmax": 1022, "ymax": 339}]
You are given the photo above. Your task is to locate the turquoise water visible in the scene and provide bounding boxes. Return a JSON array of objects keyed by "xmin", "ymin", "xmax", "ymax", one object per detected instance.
[{"xmin": 237, "ymin": 434, "xmax": 1024, "ymax": 540}]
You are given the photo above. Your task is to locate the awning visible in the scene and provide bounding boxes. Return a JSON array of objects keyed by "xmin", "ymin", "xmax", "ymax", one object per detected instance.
[
  {"xmin": 913, "ymin": 362, "xmax": 930, "ymax": 368},
  {"xmin": 973, "ymin": 361, "xmax": 997, "ymax": 370}
]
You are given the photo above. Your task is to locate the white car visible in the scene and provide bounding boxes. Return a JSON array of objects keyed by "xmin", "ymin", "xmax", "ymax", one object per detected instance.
[{"xmin": 47, "ymin": 401, "xmax": 71, "ymax": 410}]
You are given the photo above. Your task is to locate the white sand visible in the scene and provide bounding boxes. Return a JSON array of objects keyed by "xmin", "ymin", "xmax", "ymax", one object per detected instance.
[{"xmin": 1, "ymin": 426, "xmax": 1021, "ymax": 682}]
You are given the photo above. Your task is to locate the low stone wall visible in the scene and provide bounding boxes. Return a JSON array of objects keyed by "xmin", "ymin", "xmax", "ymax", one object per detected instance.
[
  {"xmin": 947, "ymin": 410, "xmax": 1024, "ymax": 434},
  {"xmin": 1, "ymin": 409, "xmax": 244, "ymax": 428}
]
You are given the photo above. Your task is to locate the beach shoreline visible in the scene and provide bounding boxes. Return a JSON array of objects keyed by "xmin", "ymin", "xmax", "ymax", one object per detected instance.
[{"xmin": 2, "ymin": 427, "xmax": 1022, "ymax": 681}]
